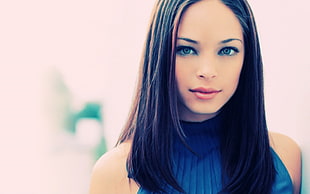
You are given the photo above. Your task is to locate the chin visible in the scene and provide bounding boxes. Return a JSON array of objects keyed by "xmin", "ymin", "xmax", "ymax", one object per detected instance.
[
  {"xmin": 178, "ymin": 102, "xmax": 224, "ymax": 121},
  {"xmin": 194, "ymin": 106, "xmax": 222, "ymax": 115},
  {"xmin": 183, "ymin": 109, "xmax": 221, "ymax": 122}
]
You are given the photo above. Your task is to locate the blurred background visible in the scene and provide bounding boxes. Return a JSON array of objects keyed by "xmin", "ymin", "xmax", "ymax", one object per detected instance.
[{"xmin": 0, "ymin": 0, "xmax": 309, "ymax": 193}]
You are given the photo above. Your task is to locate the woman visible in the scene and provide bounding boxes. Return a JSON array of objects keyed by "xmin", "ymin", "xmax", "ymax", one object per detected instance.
[{"xmin": 89, "ymin": 0, "xmax": 301, "ymax": 193}]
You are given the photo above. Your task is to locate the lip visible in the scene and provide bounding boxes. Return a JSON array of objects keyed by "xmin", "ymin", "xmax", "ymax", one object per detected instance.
[{"xmin": 189, "ymin": 87, "xmax": 222, "ymax": 100}]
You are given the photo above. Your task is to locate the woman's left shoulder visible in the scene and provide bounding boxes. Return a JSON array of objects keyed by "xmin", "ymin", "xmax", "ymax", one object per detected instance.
[{"xmin": 269, "ymin": 131, "xmax": 302, "ymax": 194}]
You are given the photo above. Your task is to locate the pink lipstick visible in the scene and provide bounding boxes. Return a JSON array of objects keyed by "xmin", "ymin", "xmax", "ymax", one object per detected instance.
[{"xmin": 189, "ymin": 87, "xmax": 222, "ymax": 100}]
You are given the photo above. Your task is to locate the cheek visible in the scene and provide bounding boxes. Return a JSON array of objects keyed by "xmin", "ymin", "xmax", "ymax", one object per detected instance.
[
  {"xmin": 231, "ymin": 70, "xmax": 242, "ymax": 93},
  {"xmin": 222, "ymin": 63, "xmax": 243, "ymax": 91},
  {"xmin": 175, "ymin": 64, "xmax": 188, "ymax": 86}
]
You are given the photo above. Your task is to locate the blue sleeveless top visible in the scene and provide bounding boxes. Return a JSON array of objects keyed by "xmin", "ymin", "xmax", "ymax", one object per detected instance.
[{"xmin": 137, "ymin": 115, "xmax": 293, "ymax": 194}]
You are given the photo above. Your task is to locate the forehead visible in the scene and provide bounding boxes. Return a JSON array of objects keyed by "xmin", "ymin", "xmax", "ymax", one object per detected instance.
[{"xmin": 177, "ymin": 0, "xmax": 243, "ymax": 41}]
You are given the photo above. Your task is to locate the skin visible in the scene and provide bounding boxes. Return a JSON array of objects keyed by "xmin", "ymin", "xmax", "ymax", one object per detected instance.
[
  {"xmin": 89, "ymin": 141, "xmax": 139, "ymax": 194},
  {"xmin": 175, "ymin": 0, "xmax": 244, "ymax": 122},
  {"xmin": 89, "ymin": 0, "xmax": 301, "ymax": 193},
  {"xmin": 269, "ymin": 132, "xmax": 301, "ymax": 194}
]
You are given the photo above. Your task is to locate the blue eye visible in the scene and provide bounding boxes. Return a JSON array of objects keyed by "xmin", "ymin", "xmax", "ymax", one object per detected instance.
[
  {"xmin": 176, "ymin": 46, "xmax": 197, "ymax": 56},
  {"xmin": 218, "ymin": 47, "xmax": 239, "ymax": 56}
]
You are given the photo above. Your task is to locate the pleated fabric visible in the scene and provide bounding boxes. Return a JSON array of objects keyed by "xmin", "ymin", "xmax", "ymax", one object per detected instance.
[{"xmin": 137, "ymin": 115, "xmax": 293, "ymax": 194}]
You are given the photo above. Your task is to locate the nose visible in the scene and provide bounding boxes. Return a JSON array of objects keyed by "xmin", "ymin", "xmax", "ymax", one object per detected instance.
[{"xmin": 196, "ymin": 56, "xmax": 218, "ymax": 80}]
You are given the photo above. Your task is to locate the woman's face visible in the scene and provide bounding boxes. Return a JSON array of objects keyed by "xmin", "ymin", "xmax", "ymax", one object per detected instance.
[{"xmin": 175, "ymin": 0, "xmax": 244, "ymax": 122}]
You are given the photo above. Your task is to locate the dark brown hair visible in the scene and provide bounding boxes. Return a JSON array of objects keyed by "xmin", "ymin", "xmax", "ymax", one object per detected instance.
[{"xmin": 117, "ymin": 0, "xmax": 275, "ymax": 193}]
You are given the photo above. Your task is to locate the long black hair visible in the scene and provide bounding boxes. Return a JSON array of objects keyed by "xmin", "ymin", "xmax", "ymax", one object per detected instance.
[{"xmin": 117, "ymin": 0, "xmax": 275, "ymax": 193}]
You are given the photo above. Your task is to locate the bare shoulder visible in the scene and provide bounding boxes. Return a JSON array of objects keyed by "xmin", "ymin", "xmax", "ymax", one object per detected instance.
[
  {"xmin": 89, "ymin": 140, "xmax": 139, "ymax": 194},
  {"xmin": 269, "ymin": 131, "xmax": 302, "ymax": 194}
]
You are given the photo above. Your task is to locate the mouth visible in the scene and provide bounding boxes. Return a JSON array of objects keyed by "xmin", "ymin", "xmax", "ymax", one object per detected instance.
[{"xmin": 189, "ymin": 87, "xmax": 222, "ymax": 100}]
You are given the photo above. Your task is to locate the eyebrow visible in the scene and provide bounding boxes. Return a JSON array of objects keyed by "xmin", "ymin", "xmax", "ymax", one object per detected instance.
[
  {"xmin": 177, "ymin": 37, "xmax": 199, "ymax": 44},
  {"xmin": 177, "ymin": 37, "xmax": 243, "ymax": 44},
  {"xmin": 220, "ymin": 38, "xmax": 243, "ymax": 44}
]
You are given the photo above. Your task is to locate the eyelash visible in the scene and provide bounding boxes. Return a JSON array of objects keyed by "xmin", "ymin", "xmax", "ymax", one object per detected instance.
[
  {"xmin": 218, "ymin": 47, "xmax": 240, "ymax": 56},
  {"xmin": 176, "ymin": 46, "xmax": 240, "ymax": 56},
  {"xmin": 176, "ymin": 46, "xmax": 197, "ymax": 56}
]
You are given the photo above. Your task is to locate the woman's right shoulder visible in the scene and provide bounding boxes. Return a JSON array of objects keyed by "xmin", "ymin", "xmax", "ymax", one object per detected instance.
[{"xmin": 89, "ymin": 140, "xmax": 139, "ymax": 194}]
